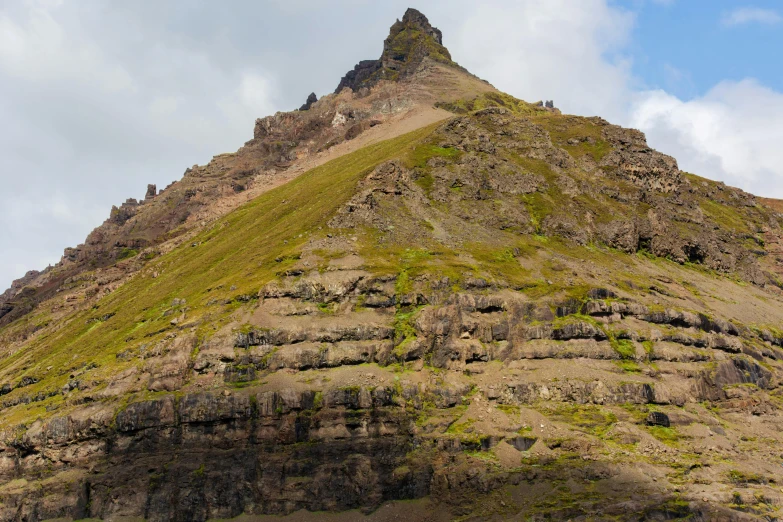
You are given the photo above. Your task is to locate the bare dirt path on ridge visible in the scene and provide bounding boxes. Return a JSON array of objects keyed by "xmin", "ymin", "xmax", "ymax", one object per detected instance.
[{"xmin": 199, "ymin": 105, "xmax": 452, "ymax": 223}]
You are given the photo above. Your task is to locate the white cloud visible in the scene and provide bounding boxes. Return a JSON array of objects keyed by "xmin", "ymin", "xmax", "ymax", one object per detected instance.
[
  {"xmin": 149, "ymin": 96, "xmax": 182, "ymax": 117},
  {"xmin": 451, "ymin": 0, "xmax": 636, "ymax": 121},
  {"xmin": 235, "ymin": 72, "xmax": 279, "ymax": 116},
  {"xmin": 721, "ymin": 7, "xmax": 781, "ymax": 27},
  {"xmin": 4, "ymin": 194, "xmax": 101, "ymax": 228},
  {"xmin": 0, "ymin": 1, "xmax": 283, "ymax": 288},
  {"xmin": 0, "ymin": 1, "xmax": 136, "ymax": 92}
]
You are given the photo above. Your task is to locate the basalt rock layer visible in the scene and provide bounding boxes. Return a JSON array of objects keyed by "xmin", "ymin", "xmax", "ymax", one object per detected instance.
[{"xmin": 2, "ymin": 8, "xmax": 783, "ymax": 522}]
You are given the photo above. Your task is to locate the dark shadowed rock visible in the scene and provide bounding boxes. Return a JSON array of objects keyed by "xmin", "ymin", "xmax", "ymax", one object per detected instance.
[
  {"xmin": 646, "ymin": 411, "xmax": 670, "ymax": 427},
  {"xmin": 145, "ymin": 184, "xmax": 157, "ymax": 200},
  {"xmin": 299, "ymin": 92, "xmax": 318, "ymax": 111}
]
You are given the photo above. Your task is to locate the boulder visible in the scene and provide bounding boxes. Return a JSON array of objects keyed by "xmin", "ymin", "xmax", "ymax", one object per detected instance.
[{"xmin": 646, "ymin": 411, "xmax": 670, "ymax": 428}]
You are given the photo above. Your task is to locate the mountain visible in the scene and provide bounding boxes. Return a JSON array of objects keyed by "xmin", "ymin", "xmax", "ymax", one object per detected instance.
[{"xmin": 1, "ymin": 8, "xmax": 783, "ymax": 521}]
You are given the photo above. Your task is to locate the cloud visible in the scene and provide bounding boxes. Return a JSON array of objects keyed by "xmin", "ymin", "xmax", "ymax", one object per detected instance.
[
  {"xmin": 721, "ymin": 7, "xmax": 781, "ymax": 27},
  {"xmin": 0, "ymin": 0, "xmax": 284, "ymax": 289},
  {"xmin": 630, "ymin": 79, "xmax": 783, "ymax": 196},
  {"xmin": 0, "ymin": 1, "xmax": 136, "ymax": 92},
  {"xmin": 449, "ymin": 0, "xmax": 636, "ymax": 122},
  {"xmin": 218, "ymin": 71, "xmax": 279, "ymax": 122}
]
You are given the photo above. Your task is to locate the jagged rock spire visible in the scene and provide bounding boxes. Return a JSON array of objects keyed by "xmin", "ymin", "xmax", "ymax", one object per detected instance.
[
  {"xmin": 299, "ymin": 92, "xmax": 318, "ymax": 111},
  {"xmin": 334, "ymin": 8, "xmax": 454, "ymax": 93},
  {"xmin": 398, "ymin": 8, "xmax": 444, "ymax": 44}
]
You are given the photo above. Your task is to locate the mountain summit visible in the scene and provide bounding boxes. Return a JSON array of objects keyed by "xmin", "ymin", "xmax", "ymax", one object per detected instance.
[
  {"xmin": 335, "ymin": 7, "xmax": 456, "ymax": 93},
  {"xmin": 2, "ymin": 8, "xmax": 783, "ymax": 522}
]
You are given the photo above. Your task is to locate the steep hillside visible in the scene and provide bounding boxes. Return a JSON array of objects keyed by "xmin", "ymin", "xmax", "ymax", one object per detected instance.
[
  {"xmin": 2, "ymin": 8, "xmax": 783, "ymax": 522},
  {"xmin": 0, "ymin": 7, "xmax": 494, "ymax": 331}
]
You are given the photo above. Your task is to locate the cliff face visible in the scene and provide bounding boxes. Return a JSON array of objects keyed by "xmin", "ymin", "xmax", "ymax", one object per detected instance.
[
  {"xmin": 2, "ymin": 8, "xmax": 783, "ymax": 522},
  {"xmin": 3, "ymin": 264, "xmax": 781, "ymax": 520},
  {"xmin": 3, "ymin": 391, "xmax": 428, "ymax": 520}
]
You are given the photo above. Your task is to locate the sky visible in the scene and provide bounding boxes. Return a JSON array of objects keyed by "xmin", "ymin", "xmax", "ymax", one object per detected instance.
[{"xmin": 1, "ymin": 0, "xmax": 782, "ymax": 291}]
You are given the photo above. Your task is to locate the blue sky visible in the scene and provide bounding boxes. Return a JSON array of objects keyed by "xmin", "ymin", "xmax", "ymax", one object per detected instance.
[
  {"xmin": 1, "ymin": 0, "xmax": 782, "ymax": 290},
  {"xmin": 620, "ymin": 0, "xmax": 783, "ymax": 98}
]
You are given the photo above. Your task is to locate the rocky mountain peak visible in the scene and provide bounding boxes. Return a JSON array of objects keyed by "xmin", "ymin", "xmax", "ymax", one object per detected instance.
[
  {"xmin": 396, "ymin": 8, "xmax": 444, "ymax": 45},
  {"xmin": 334, "ymin": 8, "xmax": 454, "ymax": 93}
]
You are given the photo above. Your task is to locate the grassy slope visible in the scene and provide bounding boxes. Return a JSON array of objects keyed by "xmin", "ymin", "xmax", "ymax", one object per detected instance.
[
  {"xmin": 760, "ymin": 197, "xmax": 783, "ymax": 213},
  {"xmin": 0, "ymin": 123, "xmax": 440, "ymax": 427}
]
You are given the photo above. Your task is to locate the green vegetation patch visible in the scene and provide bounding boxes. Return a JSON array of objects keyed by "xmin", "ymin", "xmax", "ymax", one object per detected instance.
[
  {"xmin": 520, "ymin": 193, "xmax": 550, "ymax": 234},
  {"xmin": 615, "ymin": 360, "xmax": 642, "ymax": 373},
  {"xmin": 701, "ymin": 200, "xmax": 752, "ymax": 234},
  {"xmin": 610, "ymin": 337, "xmax": 637, "ymax": 360},
  {"xmin": 316, "ymin": 302, "xmax": 335, "ymax": 315},
  {"xmin": 496, "ymin": 404, "xmax": 521, "ymax": 417},
  {"xmin": 468, "ymin": 243, "xmax": 532, "ymax": 288},
  {"xmin": 406, "ymin": 144, "xmax": 461, "ymax": 173},
  {"xmin": 509, "ymin": 154, "xmax": 558, "ymax": 183},
  {"xmin": 405, "ymin": 141, "xmax": 461, "ymax": 196},
  {"xmin": 533, "ymin": 114, "xmax": 613, "ymax": 162},
  {"xmin": 435, "ymin": 91, "xmax": 540, "ymax": 116},
  {"xmin": 619, "ymin": 403, "xmax": 651, "ymax": 424},
  {"xmin": 543, "ymin": 404, "xmax": 617, "ymax": 438},
  {"xmin": 447, "ymin": 417, "xmax": 476, "ymax": 435},
  {"xmin": 728, "ymin": 469, "xmax": 767, "ymax": 485},
  {"xmin": 118, "ymin": 248, "xmax": 139, "ymax": 260},
  {"xmin": 392, "ymin": 306, "xmax": 422, "ymax": 355},
  {"xmin": 647, "ymin": 426, "xmax": 680, "ymax": 446},
  {"xmin": 387, "ymin": 28, "xmax": 453, "ymax": 65}
]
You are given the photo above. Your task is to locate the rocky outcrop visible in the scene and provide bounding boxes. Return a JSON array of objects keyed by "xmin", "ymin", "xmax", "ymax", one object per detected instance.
[
  {"xmin": 331, "ymin": 109, "xmax": 775, "ymax": 286},
  {"xmin": 299, "ymin": 92, "xmax": 318, "ymax": 111},
  {"xmin": 145, "ymin": 183, "xmax": 157, "ymax": 200},
  {"xmin": 334, "ymin": 8, "xmax": 454, "ymax": 93},
  {"xmin": 1, "ymin": 390, "xmax": 430, "ymax": 521},
  {"xmin": 600, "ymin": 121, "xmax": 682, "ymax": 193},
  {"xmin": 0, "ymin": 270, "xmax": 40, "ymax": 324},
  {"xmin": 109, "ymin": 198, "xmax": 142, "ymax": 226},
  {"xmin": 334, "ymin": 60, "xmax": 383, "ymax": 94}
]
